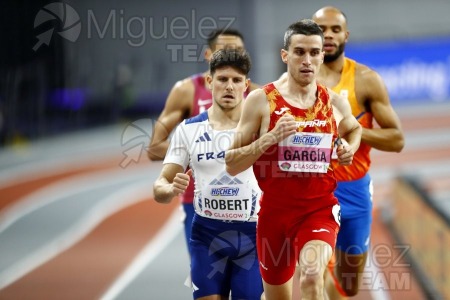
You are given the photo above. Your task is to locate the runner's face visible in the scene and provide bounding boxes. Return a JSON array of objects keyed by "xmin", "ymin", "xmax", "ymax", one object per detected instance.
[
  {"xmin": 313, "ymin": 10, "xmax": 348, "ymax": 62},
  {"xmin": 282, "ymin": 34, "xmax": 324, "ymax": 86},
  {"xmin": 208, "ymin": 66, "xmax": 248, "ymax": 110}
]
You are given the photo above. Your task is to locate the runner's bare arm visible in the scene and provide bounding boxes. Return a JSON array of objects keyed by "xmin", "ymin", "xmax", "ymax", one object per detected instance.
[
  {"xmin": 225, "ymin": 89, "xmax": 297, "ymax": 175},
  {"xmin": 153, "ymin": 164, "xmax": 191, "ymax": 204},
  {"xmin": 356, "ymin": 67, "xmax": 404, "ymax": 152},
  {"xmin": 148, "ymin": 79, "xmax": 194, "ymax": 160}
]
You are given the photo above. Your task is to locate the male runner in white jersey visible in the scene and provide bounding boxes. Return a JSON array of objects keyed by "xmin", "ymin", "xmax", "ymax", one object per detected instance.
[
  {"xmin": 153, "ymin": 49, "xmax": 263, "ymax": 300},
  {"xmin": 148, "ymin": 28, "xmax": 259, "ymax": 261}
]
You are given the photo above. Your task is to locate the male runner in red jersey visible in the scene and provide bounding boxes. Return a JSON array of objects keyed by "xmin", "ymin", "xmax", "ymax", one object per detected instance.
[{"xmin": 226, "ymin": 19, "xmax": 361, "ymax": 299}]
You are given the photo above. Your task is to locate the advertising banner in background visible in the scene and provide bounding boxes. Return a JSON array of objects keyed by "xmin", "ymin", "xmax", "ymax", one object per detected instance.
[{"xmin": 347, "ymin": 37, "xmax": 450, "ymax": 106}]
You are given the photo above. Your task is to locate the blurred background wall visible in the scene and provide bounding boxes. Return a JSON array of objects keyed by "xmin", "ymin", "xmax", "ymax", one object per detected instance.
[{"xmin": 1, "ymin": 0, "xmax": 450, "ymax": 144}]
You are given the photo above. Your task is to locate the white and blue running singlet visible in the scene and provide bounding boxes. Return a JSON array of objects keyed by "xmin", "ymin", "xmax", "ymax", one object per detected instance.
[{"xmin": 164, "ymin": 111, "xmax": 261, "ymax": 222}]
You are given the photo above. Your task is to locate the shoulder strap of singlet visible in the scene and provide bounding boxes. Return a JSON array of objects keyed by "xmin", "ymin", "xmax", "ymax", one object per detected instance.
[
  {"xmin": 185, "ymin": 110, "xmax": 208, "ymax": 125},
  {"xmin": 262, "ymin": 82, "xmax": 276, "ymax": 95}
]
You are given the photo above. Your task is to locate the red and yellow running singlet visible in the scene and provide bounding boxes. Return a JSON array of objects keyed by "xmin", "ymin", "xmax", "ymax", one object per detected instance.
[{"xmin": 254, "ymin": 83, "xmax": 339, "ymax": 213}]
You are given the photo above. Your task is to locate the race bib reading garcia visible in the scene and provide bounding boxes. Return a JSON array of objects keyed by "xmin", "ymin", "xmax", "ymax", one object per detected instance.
[{"xmin": 278, "ymin": 132, "xmax": 333, "ymax": 173}]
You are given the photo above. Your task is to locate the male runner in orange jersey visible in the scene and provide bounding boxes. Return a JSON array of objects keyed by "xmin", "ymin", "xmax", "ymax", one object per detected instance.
[{"xmin": 312, "ymin": 6, "xmax": 405, "ymax": 299}]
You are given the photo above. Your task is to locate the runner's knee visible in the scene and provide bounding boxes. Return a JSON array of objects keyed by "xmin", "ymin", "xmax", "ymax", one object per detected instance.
[{"xmin": 300, "ymin": 264, "xmax": 323, "ymax": 289}]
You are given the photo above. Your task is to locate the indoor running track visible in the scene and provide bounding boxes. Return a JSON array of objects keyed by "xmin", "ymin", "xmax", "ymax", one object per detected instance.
[{"xmin": 1, "ymin": 102, "xmax": 450, "ymax": 300}]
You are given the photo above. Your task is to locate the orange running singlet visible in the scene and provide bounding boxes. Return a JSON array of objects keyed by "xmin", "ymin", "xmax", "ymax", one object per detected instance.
[{"xmin": 331, "ymin": 58, "xmax": 373, "ymax": 181}]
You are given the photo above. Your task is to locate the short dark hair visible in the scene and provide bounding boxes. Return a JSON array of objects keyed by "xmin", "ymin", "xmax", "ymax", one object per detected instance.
[
  {"xmin": 283, "ymin": 19, "xmax": 324, "ymax": 50},
  {"xmin": 209, "ymin": 49, "xmax": 251, "ymax": 76},
  {"xmin": 207, "ymin": 28, "xmax": 245, "ymax": 49}
]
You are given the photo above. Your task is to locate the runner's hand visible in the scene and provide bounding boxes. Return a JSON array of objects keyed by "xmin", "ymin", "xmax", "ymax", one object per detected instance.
[
  {"xmin": 336, "ymin": 139, "xmax": 354, "ymax": 166},
  {"xmin": 271, "ymin": 113, "xmax": 297, "ymax": 143},
  {"xmin": 172, "ymin": 169, "xmax": 192, "ymax": 195}
]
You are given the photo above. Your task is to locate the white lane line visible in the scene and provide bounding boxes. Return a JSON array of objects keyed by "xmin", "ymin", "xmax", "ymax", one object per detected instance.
[
  {"xmin": 0, "ymin": 129, "xmax": 124, "ymax": 187},
  {"xmin": 0, "ymin": 180, "xmax": 152, "ymax": 290},
  {"xmin": 0, "ymin": 125, "xmax": 121, "ymax": 167},
  {"xmin": 0, "ymin": 154, "xmax": 120, "ymax": 188},
  {"xmin": 0, "ymin": 123, "xmax": 154, "ymax": 188},
  {"xmin": 100, "ymin": 208, "xmax": 183, "ymax": 300},
  {"xmin": 0, "ymin": 164, "xmax": 158, "ymax": 234}
]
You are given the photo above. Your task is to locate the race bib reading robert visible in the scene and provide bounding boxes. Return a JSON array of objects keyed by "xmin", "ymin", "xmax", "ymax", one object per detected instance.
[
  {"xmin": 278, "ymin": 132, "xmax": 333, "ymax": 173},
  {"xmin": 199, "ymin": 184, "xmax": 253, "ymax": 221}
]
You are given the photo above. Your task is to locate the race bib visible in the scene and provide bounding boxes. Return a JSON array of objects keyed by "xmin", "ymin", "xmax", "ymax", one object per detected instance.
[
  {"xmin": 278, "ymin": 132, "xmax": 333, "ymax": 173},
  {"xmin": 198, "ymin": 183, "xmax": 253, "ymax": 221}
]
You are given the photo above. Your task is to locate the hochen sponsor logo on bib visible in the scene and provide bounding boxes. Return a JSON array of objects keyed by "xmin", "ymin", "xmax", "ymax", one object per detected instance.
[{"xmin": 278, "ymin": 132, "xmax": 333, "ymax": 173}]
